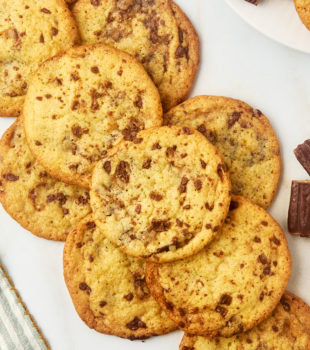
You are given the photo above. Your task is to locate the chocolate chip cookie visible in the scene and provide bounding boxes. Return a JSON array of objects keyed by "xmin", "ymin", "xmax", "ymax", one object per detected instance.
[
  {"xmin": 0, "ymin": 0, "xmax": 79, "ymax": 116},
  {"xmin": 72, "ymin": 0, "xmax": 200, "ymax": 111},
  {"xmin": 63, "ymin": 215, "xmax": 176, "ymax": 339},
  {"xmin": 295, "ymin": 0, "xmax": 310, "ymax": 31},
  {"xmin": 180, "ymin": 292, "xmax": 310, "ymax": 349},
  {"xmin": 23, "ymin": 44, "xmax": 162, "ymax": 188},
  {"xmin": 0, "ymin": 120, "xmax": 91, "ymax": 241},
  {"xmin": 146, "ymin": 196, "xmax": 291, "ymax": 337},
  {"xmin": 164, "ymin": 96, "xmax": 281, "ymax": 208},
  {"xmin": 90, "ymin": 126, "xmax": 231, "ymax": 263}
]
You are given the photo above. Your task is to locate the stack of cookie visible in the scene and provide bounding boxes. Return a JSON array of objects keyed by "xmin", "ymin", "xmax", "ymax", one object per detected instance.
[{"xmin": 0, "ymin": 0, "xmax": 309, "ymax": 348}]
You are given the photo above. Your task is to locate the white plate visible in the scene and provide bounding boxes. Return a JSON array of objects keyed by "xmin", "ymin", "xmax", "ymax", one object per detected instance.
[{"xmin": 226, "ymin": 0, "xmax": 310, "ymax": 54}]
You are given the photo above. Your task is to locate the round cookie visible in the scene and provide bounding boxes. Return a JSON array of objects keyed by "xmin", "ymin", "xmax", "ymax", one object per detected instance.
[
  {"xmin": 0, "ymin": 120, "xmax": 91, "ymax": 241},
  {"xmin": 72, "ymin": 0, "xmax": 200, "ymax": 112},
  {"xmin": 63, "ymin": 214, "xmax": 176, "ymax": 339},
  {"xmin": 90, "ymin": 126, "xmax": 231, "ymax": 263},
  {"xmin": 0, "ymin": 0, "xmax": 79, "ymax": 117},
  {"xmin": 180, "ymin": 292, "xmax": 310, "ymax": 349},
  {"xmin": 164, "ymin": 96, "xmax": 281, "ymax": 209},
  {"xmin": 23, "ymin": 44, "xmax": 162, "ymax": 188},
  {"xmin": 146, "ymin": 196, "xmax": 291, "ymax": 337},
  {"xmin": 295, "ymin": 0, "xmax": 310, "ymax": 31}
]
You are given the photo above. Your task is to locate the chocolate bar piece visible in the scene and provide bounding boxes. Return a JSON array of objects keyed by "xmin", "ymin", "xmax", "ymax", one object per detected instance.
[
  {"xmin": 288, "ymin": 181, "xmax": 310, "ymax": 237},
  {"xmin": 245, "ymin": 0, "xmax": 260, "ymax": 5},
  {"xmin": 294, "ymin": 140, "xmax": 310, "ymax": 176}
]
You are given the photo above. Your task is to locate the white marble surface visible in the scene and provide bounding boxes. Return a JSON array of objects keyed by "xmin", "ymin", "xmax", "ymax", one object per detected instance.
[{"xmin": 0, "ymin": 1, "xmax": 310, "ymax": 349}]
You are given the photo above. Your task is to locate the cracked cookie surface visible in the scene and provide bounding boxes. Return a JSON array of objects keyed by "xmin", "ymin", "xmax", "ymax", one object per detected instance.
[
  {"xmin": 164, "ymin": 96, "xmax": 281, "ymax": 208},
  {"xmin": 23, "ymin": 44, "xmax": 162, "ymax": 188},
  {"xmin": 72, "ymin": 0, "xmax": 199, "ymax": 111},
  {"xmin": 63, "ymin": 214, "xmax": 176, "ymax": 339},
  {"xmin": 295, "ymin": 0, "xmax": 310, "ymax": 31},
  {"xmin": 90, "ymin": 126, "xmax": 231, "ymax": 263},
  {"xmin": 146, "ymin": 196, "xmax": 291, "ymax": 337},
  {"xmin": 0, "ymin": 0, "xmax": 79, "ymax": 116},
  {"xmin": 180, "ymin": 292, "xmax": 310, "ymax": 349},
  {"xmin": 0, "ymin": 120, "xmax": 91, "ymax": 241}
]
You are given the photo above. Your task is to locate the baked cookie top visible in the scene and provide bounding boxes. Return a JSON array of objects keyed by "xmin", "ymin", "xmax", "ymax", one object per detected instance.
[
  {"xmin": 63, "ymin": 214, "xmax": 176, "ymax": 339},
  {"xmin": 295, "ymin": 0, "xmax": 310, "ymax": 31},
  {"xmin": 180, "ymin": 292, "xmax": 310, "ymax": 349},
  {"xmin": 90, "ymin": 126, "xmax": 231, "ymax": 263},
  {"xmin": 0, "ymin": 120, "xmax": 91, "ymax": 241},
  {"xmin": 0, "ymin": 0, "xmax": 79, "ymax": 117},
  {"xmin": 146, "ymin": 196, "xmax": 291, "ymax": 337},
  {"xmin": 72, "ymin": 0, "xmax": 200, "ymax": 111},
  {"xmin": 164, "ymin": 96, "xmax": 281, "ymax": 209},
  {"xmin": 23, "ymin": 44, "xmax": 162, "ymax": 188}
]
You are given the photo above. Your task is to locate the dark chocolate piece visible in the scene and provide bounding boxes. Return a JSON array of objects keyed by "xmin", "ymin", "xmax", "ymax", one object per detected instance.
[
  {"xmin": 288, "ymin": 181, "xmax": 310, "ymax": 237},
  {"xmin": 294, "ymin": 140, "xmax": 310, "ymax": 176}
]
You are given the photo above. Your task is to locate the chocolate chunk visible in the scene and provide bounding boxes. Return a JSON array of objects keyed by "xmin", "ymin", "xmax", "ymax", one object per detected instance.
[
  {"xmin": 166, "ymin": 145, "xmax": 177, "ymax": 157},
  {"xmin": 200, "ymin": 159, "xmax": 207, "ymax": 169},
  {"xmin": 133, "ymin": 273, "xmax": 149, "ymax": 299},
  {"xmin": 72, "ymin": 124, "xmax": 88, "ymax": 138},
  {"xmin": 149, "ymin": 192, "xmax": 162, "ymax": 201},
  {"xmin": 124, "ymin": 293, "xmax": 134, "ymax": 301},
  {"xmin": 99, "ymin": 300, "xmax": 107, "ymax": 307},
  {"xmin": 3, "ymin": 173, "xmax": 19, "ymax": 181},
  {"xmin": 115, "ymin": 161, "xmax": 130, "ymax": 183},
  {"xmin": 280, "ymin": 297, "xmax": 291, "ymax": 312},
  {"xmin": 91, "ymin": 66, "xmax": 99, "ymax": 74},
  {"xmin": 41, "ymin": 8, "xmax": 51, "ymax": 14},
  {"xmin": 183, "ymin": 127, "xmax": 193, "ymax": 135},
  {"xmin": 229, "ymin": 200, "xmax": 239, "ymax": 211},
  {"xmin": 288, "ymin": 181, "xmax": 310, "ymax": 237},
  {"xmin": 134, "ymin": 95, "xmax": 143, "ymax": 109},
  {"xmin": 217, "ymin": 163, "xmax": 228, "ymax": 181},
  {"xmin": 219, "ymin": 294, "xmax": 232, "ymax": 306},
  {"xmin": 142, "ymin": 159, "xmax": 152, "ymax": 169},
  {"xmin": 228, "ymin": 112, "xmax": 241, "ymax": 128},
  {"xmin": 215, "ymin": 305, "xmax": 227, "ymax": 318},
  {"xmin": 178, "ymin": 176, "xmax": 189, "ymax": 193},
  {"xmin": 150, "ymin": 220, "xmax": 171, "ymax": 232},
  {"xmin": 294, "ymin": 140, "xmax": 310, "ymax": 176},
  {"xmin": 194, "ymin": 179, "xmax": 202, "ymax": 191},
  {"xmin": 126, "ymin": 317, "xmax": 147, "ymax": 331},
  {"xmin": 39, "ymin": 34, "xmax": 44, "ymax": 43},
  {"xmin": 79, "ymin": 282, "xmax": 91, "ymax": 295},
  {"xmin": 103, "ymin": 161, "xmax": 111, "ymax": 174},
  {"xmin": 258, "ymin": 253, "xmax": 268, "ymax": 264},
  {"xmin": 35, "ymin": 140, "xmax": 42, "ymax": 146},
  {"xmin": 182, "ymin": 347, "xmax": 194, "ymax": 350},
  {"xmin": 51, "ymin": 27, "xmax": 58, "ymax": 36},
  {"xmin": 86, "ymin": 221, "xmax": 96, "ymax": 229},
  {"xmin": 91, "ymin": 0, "xmax": 100, "ymax": 6},
  {"xmin": 152, "ymin": 142, "xmax": 161, "ymax": 150},
  {"xmin": 122, "ymin": 118, "xmax": 141, "ymax": 142}
]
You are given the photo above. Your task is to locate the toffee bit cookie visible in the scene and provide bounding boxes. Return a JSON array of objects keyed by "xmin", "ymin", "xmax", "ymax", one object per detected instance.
[
  {"xmin": 180, "ymin": 292, "xmax": 310, "ymax": 349},
  {"xmin": 0, "ymin": 0, "xmax": 79, "ymax": 117},
  {"xmin": 164, "ymin": 96, "xmax": 281, "ymax": 209},
  {"xmin": 295, "ymin": 0, "xmax": 310, "ymax": 31},
  {"xmin": 72, "ymin": 0, "xmax": 200, "ymax": 111},
  {"xmin": 63, "ymin": 215, "xmax": 176, "ymax": 339},
  {"xmin": 23, "ymin": 44, "xmax": 162, "ymax": 188},
  {"xmin": 0, "ymin": 120, "xmax": 91, "ymax": 241},
  {"xmin": 146, "ymin": 196, "xmax": 291, "ymax": 337},
  {"xmin": 91, "ymin": 126, "xmax": 231, "ymax": 263}
]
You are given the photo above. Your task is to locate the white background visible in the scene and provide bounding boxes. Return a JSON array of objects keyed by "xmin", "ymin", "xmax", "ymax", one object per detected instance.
[{"xmin": 0, "ymin": 1, "xmax": 310, "ymax": 349}]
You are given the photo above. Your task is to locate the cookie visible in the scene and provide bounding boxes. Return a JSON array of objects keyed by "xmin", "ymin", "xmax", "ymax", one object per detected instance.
[
  {"xmin": 0, "ymin": 120, "xmax": 91, "ymax": 241},
  {"xmin": 0, "ymin": 0, "xmax": 79, "ymax": 117},
  {"xmin": 146, "ymin": 196, "xmax": 291, "ymax": 337},
  {"xmin": 295, "ymin": 0, "xmax": 310, "ymax": 31},
  {"xmin": 180, "ymin": 292, "xmax": 310, "ymax": 349},
  {"xmin": 90, "ymin": 126, "xmax": 231, "ymax": 263},
  {"xmin": 23, "ymin": 44, "xmax": 162, "ymax": 188},
  {"xmin": 164, "ymin": 96, "xmax": 281, "ymax": 209},
  {"xmin": 63, "ymin": 214, "xmax": 176, "ymax": 339},
  {"xmin": 72, "ymin": 0, "xmax": 200, "ymax": 111}
]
